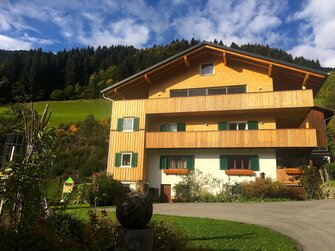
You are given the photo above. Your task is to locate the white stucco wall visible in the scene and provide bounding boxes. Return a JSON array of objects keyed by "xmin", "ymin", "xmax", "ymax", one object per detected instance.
[{"xmin": 147, "ymin": 149, "xmax": 277, "ymax": 197}]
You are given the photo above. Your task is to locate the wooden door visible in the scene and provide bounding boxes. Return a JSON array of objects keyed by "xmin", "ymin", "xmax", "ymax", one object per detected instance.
[{"xmin": 160, "ymin": 184, "xmax": 171, "ymax": 202}]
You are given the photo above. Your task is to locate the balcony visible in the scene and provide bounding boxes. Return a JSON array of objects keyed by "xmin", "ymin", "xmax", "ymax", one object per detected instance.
[
  {"xmin": 145, "ymin": 129, "xmax": 317, "ymax": 148},
  {"xmin": 145, "ymin": 89, "xmax": 314, "ymax": 114}
]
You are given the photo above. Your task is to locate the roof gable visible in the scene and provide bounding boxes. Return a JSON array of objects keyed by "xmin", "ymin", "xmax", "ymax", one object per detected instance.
[{"xmin": 102, "ymin": 42, "xmax": 327, "ymax": 100}]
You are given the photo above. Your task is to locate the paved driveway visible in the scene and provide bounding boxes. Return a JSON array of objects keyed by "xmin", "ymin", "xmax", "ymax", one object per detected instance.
[{"xmin": 153, "ymin": 200, "xmax": 335, "ymax": 251}]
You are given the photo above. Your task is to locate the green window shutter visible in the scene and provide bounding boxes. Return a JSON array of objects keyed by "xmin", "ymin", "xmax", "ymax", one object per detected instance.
[
  {"xmin": 131, "ymin": 152, "xmax": 138, "ymax": 167},
  {"xmin": 115, "ymin": 153, "xmax": 121, "ymax": 167},
  {"xmin": 160, "ymin": 124, "xmax": 168, "ymax": 132},
  {"xmin": 218, "ymin": 122, "xmax": 228, "ymax": 130},
  {"xmin": 117, "ymin": 118, "xmax": 124, "ymax": 131},
  {"xmin": 220, "ymin": 155, "xmax": 228, "ymax": 170},
  {"xmin": 251, "ymin": 156, "xmax": 259, "ymax": 171},
  {"xmin": 186, "ymin": 156, "xmax": 194, "ymax": 170},
  {"xmin": 133, "ymin": 118, "xmax": 139, "ymax": 131},
  {"xmin": 160, "ymin": 156, "xmax": 167, "ymax": 169},
  {"xmin": 248, "ymin": 121, "xmax": 258, "ymax": 130},
  {"xmin": 177, "ymin": 122, "xmax": 186, "ymax": 131}
]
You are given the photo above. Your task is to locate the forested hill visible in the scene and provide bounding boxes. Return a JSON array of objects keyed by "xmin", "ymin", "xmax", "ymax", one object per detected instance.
[{"xmin": 0, "ymin": 39, "xmax": 333, "ymax": 104}]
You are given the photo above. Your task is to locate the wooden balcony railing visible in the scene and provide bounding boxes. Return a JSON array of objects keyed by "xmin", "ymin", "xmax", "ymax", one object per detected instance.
[
  {"xmin": 145, "ymin": 89, "xmax": 314, "ymax": 114},
  {"xmin": 145, "ymin": 129, "xmax": 317, "ymax": 148}
]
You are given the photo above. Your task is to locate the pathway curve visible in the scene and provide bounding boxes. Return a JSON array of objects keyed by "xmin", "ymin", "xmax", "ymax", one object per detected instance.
[{"xmin": 153, "ymin": 200, "xmax": 335, "ymax": 251}]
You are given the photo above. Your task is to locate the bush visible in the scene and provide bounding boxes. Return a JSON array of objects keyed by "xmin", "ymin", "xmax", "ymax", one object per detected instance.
[
  {"xmin": 86, "ymin": 174, "xmax": 127, "ymax": 206},
  {"xmin": 320, "ymin": 181, "xmax": 335, "ymax": 199},
  {"xmin": 173, "ymin": 170, "xmax": 222, "ymax": 202},
  {"xmin": 242, "ymin": 178, "xmax": 300, "ymax": 200},
  {"xmin": 149, "ymin": 220, "xmax": 187, "ymax": 250},
  {"xmin": 324, "ymin": 162, "xmax": 335, "ymax": 180},
  {"xmin": 300, "ymin": 165, "xmax": 322, "ymax": 199}
]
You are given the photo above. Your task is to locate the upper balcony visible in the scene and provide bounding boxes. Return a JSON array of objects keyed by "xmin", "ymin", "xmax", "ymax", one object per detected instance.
[
  {"xmin": 145, "ymin": 129, "xmax": 317, "ymax": 149},
  {"xmin": 145, "ymin": 89, "xmax": 314, "ymax": 114}
]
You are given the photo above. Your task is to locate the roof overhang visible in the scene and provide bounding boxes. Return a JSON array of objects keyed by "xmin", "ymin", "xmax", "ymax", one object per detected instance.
[{"xmin": 101, "ymin": 42, "xmax": 328, "ymax": 100}]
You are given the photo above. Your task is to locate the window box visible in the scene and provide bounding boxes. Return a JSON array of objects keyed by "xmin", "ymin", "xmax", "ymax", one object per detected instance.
[
  {"xmin": 164, "ymin": 169, "xmax": 189, "ymax": 175},
  {"xmin": 285, "ymin": 169, "xmax": 304, "ymax": 175},
  {"xmin": 225, "ymin": 170, "xmax": 255, "ymax": 176}
]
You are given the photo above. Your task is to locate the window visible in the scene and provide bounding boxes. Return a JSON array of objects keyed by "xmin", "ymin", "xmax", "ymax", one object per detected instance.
[
  {"xmin": 170, "ymin": 89, "xmax": 188, "ymax": 97},
  {"xmin": 189, "ymin": 88, "xmax": 207, "ymax": 96},
  {"xmin": 168, "ymin": 123, "xmax": 177, "ymax": 132},
  {"xmin": 123, "ymin": 118, "xmax": 134, "ymax": 131},
  {"xmin": 121, "ymin": 153, "xmax": 131, "ymax": 167},
  {"xmin": 200, "ymin": 63, "xmax": 214, "ymax": 75},
  {"xmin": 228, "ymin": 121, "xmax": 247, "ymax": 130},
  {"xmin": 160, "ymin": 122, "xmax": 186, "ymax": 132},
  {"xmin": 117, "ymin": 117, "xmax": 139, "ymax": 132},
  {"xmin": 208, "ymin": 87, "xmax": 227, "ymax": 95},
  {"xmin": 160, "ymin": 155, "xmax": 194, "ymax": 170},
  {"xmin": 169, "ymin": 85, "xmax": 246, "ymax": 98},
  {"xmin": 115, "ymin": 152, "xmax": 138, "ymax": 167},
  {"xmin": 220, "ymin": 155, "xmax": 259, "ymax": 171},
  {"xmin": 227, "ymin": 85, "xmax": 246, "ymax": 94}
]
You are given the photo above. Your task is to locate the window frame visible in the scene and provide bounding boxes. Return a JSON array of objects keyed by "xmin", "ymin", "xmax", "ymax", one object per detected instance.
[
  {"xmin": 122, "ymin": 117, "xmax": 134, "ymax": 132},
  {"xmin": 227, "ymin": 155, "xmax": 253, "ymax": 170},
  {"xmin": 121, "ymin": 152, "xmax": 132, "ymax": 167},
  {"xmin": 200, "ymin": 63, "xmax": 214, "ymax": 76},
  {"xmin": 228, "ymin": 121, "xmax": 248, "ymax": 130},
  {"xmin": 167, "ymin": 123, "xmax": 178, "ymax": 132}
]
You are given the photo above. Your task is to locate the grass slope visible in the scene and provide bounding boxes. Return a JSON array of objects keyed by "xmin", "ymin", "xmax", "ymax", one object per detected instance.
[
  {"xmin": 65, "ymin": 206, "xmax": 296, "ymax": 251},
  {"xmin": 22, "ymin": 99, "xmax": 112, "ymax": 127}
]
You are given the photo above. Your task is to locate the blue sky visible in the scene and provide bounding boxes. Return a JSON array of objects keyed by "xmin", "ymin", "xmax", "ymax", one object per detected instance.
[{"xmin": 1, "ymin": 0, "xmax": 335, "ymax": 67}]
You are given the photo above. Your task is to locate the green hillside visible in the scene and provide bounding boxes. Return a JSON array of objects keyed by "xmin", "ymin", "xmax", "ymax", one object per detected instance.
[{"xmin": 22, "ymin": 99, "xmax": 112, "ymax": 127}]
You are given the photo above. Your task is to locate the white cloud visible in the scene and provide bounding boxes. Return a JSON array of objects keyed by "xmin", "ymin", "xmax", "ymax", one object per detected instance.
[
  {"xmin": 291, "ymin": 0, "xmax": 335, "ymax": 66},
  {"xmin": 290, "ymin": 45, "xmax": 335, "ymax": 68},
  {"xmin": 0, "ymin": 34, "xmax": 32, "ymax": 50},
  {"xmin": 78, "ymin": 19, "xmax": 150, "ymax": 48},
  {"xmin": 173, "ymin": 0, "xmax": 285, "ymax": 46}
]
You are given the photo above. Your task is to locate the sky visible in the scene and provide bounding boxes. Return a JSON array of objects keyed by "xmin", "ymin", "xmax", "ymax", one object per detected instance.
[{"xmin": 1, "ymin": 0, "xmax": 335, "ymax": 67}]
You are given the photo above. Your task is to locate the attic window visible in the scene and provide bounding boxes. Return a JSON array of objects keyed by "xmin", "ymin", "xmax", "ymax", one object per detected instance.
[{"xmin": 200, "ymin": 63, "xmax": 214, "ymax": 75}]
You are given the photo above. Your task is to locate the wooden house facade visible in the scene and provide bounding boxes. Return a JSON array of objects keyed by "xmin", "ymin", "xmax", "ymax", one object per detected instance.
[{"xmin": 101, "ymin": 42, "xmax": 332, "ymax": 201}]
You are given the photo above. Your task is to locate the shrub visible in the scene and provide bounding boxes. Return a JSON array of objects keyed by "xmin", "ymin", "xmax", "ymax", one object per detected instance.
[
  {"xmin": 173, "ymin": 170, "xmax": 222, "ymax": 202},
  {"xmin": 320, "ymin": 181, "xmax": 335, "ymax": 199},
  {"xmin": 300, "ymin": 165, "xmax": 322, "ymax": 199},
  {"xmin": 242, "ymin": 178, "xmax": 300, "ymax": 200},
  {"xmin": 149, "ymin": 220, "xmax": 187, "ymax": 250},
  {"xmin": 324, "ymin": 162, "xmax": 335, "ymax": 180},
  {"xmin": 86, "ymin": 174, "xmax": 127, "ymax": 206}
]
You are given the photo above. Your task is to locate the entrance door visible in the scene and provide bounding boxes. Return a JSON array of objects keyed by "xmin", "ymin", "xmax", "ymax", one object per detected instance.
[{"xmin": 160, "ymin": 184, "xmax": 171, "ymax": 202}]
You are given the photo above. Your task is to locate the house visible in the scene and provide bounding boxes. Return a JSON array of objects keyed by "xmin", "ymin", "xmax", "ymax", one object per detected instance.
[
  {"xmin": 101, "ymin": 42, "xmax": 333, "ymax": 202},
  {"xmin": 62, "ymin": 176, "xmax": 80, "ymax": 195}
]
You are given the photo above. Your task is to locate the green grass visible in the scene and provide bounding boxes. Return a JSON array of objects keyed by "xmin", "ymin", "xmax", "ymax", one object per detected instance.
[
  {"xmin": 22, "ymin": 99, "xmax": 112, "ymax": 127},
  {"xmin": 64, "ymin": 206, "xmax": 297, "ymax": 251}
]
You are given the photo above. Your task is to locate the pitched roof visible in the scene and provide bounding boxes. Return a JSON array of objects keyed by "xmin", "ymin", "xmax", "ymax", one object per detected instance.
[{"xmin": 101, "ymin": 41, "xmax": 327, "ymax": 94}]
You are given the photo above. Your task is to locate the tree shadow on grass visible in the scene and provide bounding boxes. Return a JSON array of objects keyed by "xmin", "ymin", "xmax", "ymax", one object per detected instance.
[
  {"xmin": 188, "ymin": 232, "xmax": 254, "ymax": 241},
  {"xmin": 185, "ymin": 233, "xmax": 254, "ymax": 251}
]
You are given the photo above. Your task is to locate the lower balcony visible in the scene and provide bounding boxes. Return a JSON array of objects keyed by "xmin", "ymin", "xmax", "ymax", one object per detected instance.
[{"xmin": 145, "ymin": 129, "xmax": 317, "ymax": 148}]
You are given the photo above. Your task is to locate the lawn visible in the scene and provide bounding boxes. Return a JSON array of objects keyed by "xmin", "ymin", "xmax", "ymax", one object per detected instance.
[
  {"xmin": 64, "ymin": 206, "xmax": 297, "ymax": 251},
  {"xmin": 22, "ymin": 99, "xmax": 112, "ymax": 127}
]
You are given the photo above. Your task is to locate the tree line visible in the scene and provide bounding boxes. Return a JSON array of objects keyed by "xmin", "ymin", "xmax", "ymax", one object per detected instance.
[{"xmin": 0, "ymin": 39, "xmax": 331, "ymax": 104}]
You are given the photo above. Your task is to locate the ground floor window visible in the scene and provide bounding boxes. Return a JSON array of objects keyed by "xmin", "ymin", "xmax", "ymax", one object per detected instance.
[
  {"xmin": 220, "ymin": 155, "xmax": 259, "ymax": 171},
  {"xmin": 160, "ymin": 155, "xmax": 194, "ymax": 170}
]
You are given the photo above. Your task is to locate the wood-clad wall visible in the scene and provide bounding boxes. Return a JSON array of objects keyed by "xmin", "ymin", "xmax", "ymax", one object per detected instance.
[
  {"xmin": 300, "ymin": 109, "xmax": 327, "ymax": 147},
  {"xmin": 107, "ymin": 99, "xmax": 148, "ymax": 181},
  {"xmin": 146, "ymin": 89, "xmax": 314, "ymax": 114},
  {"xmin": 148, "ymin": 53, "xmax": 273, "ymax": 98},
  {"xmin": 145, "ymin": 129, "xmax": 317, "ymax": 148}
]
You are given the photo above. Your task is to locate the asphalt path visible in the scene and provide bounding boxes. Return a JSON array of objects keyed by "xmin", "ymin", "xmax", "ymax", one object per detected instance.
[{"xmin": 152, "ymin": 200, "xmax": 335, "ymax": 251}]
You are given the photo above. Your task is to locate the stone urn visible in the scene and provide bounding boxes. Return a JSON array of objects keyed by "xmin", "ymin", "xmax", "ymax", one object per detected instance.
[{"xmin": 116, "ymin": 192, "xmax": 153, "ymax": 229}]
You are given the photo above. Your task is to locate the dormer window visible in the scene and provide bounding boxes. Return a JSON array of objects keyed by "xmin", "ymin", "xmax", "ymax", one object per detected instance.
[{"xmin": 200, "ymin": 63, "xmax": 214, "ymax": 75}]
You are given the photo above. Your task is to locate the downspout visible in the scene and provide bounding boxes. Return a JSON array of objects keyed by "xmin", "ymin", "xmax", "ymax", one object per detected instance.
[
  {"xmin": 102, "ymin": 91, "xmax": 114, "ymax": 176},
  {"xmin": 102, "ymin": 92, "xmax": 114, "ymax": 102}
]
